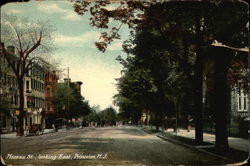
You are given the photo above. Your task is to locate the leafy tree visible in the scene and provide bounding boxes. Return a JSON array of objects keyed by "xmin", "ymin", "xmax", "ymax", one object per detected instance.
[
  {"xmin": 87, "ymin": 108, "xmax": 101, "ymax": 124},
  {"xmin": 69, "ymin": 84, "xmax": 91, "ymax": 118},
  {"xmin": 100, "ymin": 106, "xmax": 117, "ymax": 125},
  {"xmin": 116, "ymin": 28, "xmax": 192, "ymax": 131},
  {"xmin": 114, "ymin": 39, "xmax": 160, "ymax": 125},
  {"xmin": 164, "ymin": 62, "xmax": 191, "ymax": 134},
  {"xmin": 53, "ymin": 83, "xmax": 75, "ymax": 119},
  {"xmin": 53, "ymin": 83, "xmax": 90, "ymax": 122},
  {"xmin": 74, "ymin": 0, "xmax": 248, "ymax": 149}
]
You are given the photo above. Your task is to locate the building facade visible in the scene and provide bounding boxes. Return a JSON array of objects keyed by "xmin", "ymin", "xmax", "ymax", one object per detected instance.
[
  {"xmin": 0, "ymin": 44, "xmax": 19, "ymax": 133},
  {"xmin": 1, "ymin": 43, "xmax": 51, "ymax": 133},
  {"xmin": 230, "ymin": 87, "xmax": 249, "ymax": 138},
  {"xmin": 63, "ymin": 78, "xmax": 82, "ymax": 95},
  {"xmin": 23, "ymin": 63, "xmax": 46, "ymax": 130},
  {"xmin": 44, "ymin": 71, "xmax": 58, "ymax": 128}
]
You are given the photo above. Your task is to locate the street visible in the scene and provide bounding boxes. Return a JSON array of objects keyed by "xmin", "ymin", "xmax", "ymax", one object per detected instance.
[{"xmin": 1, "ymin": 126, "xmax": 226, "ymax": 166}]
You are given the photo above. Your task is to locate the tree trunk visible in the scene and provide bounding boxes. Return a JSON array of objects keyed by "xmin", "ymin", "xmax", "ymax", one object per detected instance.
[
  {"xmin": 213, "ymin": 47, "xmax": 231, "ymax": 150},
  {"xmin": 17, "ymin": 79, "xmax": 24, "ymax": 136},
  {"xmin": 155, "ymin": 111, "xmax": 159, "ymax": 131},
  {"xmin": 194, "ymin": 14, "xmax": 203, "ymax": 145},
  {"xmin": 193, "ymin": 54, "xmax": 203, "ymax": 144},
  {"xmin": 174, "ymin": 101, "xmax": 178, "ymax": 135}
]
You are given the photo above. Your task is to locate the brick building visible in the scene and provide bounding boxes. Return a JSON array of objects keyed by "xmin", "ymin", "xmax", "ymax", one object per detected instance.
[{"xmin": 44, "ymin": 71, "xmax": 59, "ymax": 128}]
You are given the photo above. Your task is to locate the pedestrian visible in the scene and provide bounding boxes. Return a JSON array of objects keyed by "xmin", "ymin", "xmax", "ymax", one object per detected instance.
[
  {"xmin": 187, "ymin": 115, "xmax": 193, "ymax": 132},
  {"xmin": 163, "ymin": 116, "xmax": 168, "ymax": 131},
  {"xmin": 52, "ymin": 123, "xmax": 55, "ymax": 131}
]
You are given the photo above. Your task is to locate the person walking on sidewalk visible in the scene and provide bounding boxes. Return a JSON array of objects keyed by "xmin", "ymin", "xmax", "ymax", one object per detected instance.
[
  {"xmin": 187, "ymin": 115, "xmax": 193, "ymax": 132},
  {"xmin": 163, "ymin": 116, "xmax": 168, "ymax": 131}
]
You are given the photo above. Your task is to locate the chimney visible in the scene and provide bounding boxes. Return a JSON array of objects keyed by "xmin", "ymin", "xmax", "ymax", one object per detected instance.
[
  {"xmin": 7, "ymin": 46, "xmax": 15, "ymax": 54},
  {"xmin": 76, "ymin": 81, "xmax": 83, "ymax": 95}
]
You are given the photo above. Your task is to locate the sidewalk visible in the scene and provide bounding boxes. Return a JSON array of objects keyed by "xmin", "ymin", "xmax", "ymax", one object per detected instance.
[
  {"xmin": 1, "ymin": 129, "xmax": 55, "ymax": 139},
  {"xmin": 164, "ymin": 128, "xmax": 250, "ymax": 152},
  {"xmin": 0, "ymin": 132, "xmax": 21, "ymax": 139},
  {"xmin": 0, "ymin": 127, "xmax": 86, "ymax": 139}
]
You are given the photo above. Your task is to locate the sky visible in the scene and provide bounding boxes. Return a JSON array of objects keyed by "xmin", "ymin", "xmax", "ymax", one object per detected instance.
[{"xmin": 2, "ymin": 0, "xmax": 130, "ymax": 110}]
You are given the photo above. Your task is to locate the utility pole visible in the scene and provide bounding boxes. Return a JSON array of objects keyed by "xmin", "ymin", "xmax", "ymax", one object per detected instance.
[{"xmin": 67, "ymin": 67, "xmax": 70, "ymax": 129}]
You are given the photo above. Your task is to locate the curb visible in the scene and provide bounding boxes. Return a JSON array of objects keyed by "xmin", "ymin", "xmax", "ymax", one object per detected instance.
[
  {"xmin": 156, "ymin": 134, "xmax": 231, "ymax": 162},
  {"xmin": 139, "ymin": 127, "xmax": 231, "ymax": 162}
]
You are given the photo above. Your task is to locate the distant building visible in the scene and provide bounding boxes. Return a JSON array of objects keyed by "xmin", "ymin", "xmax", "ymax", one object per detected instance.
[
  {"xmin": 63, "ymin": 78, "xmax": 82, "ymax": 95},
  {"xmin": 75, "ymin": 81, "xmax": 83, "ymax": 95},
  {"xmin": 44, "ymin": 71, "xmax": 59, "ymax": 128}
]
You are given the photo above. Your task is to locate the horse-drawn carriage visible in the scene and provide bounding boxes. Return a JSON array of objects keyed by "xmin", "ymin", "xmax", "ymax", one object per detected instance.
[{"xmin": 28, "ymin": 124, "xmax": 43, "ymax": 136}]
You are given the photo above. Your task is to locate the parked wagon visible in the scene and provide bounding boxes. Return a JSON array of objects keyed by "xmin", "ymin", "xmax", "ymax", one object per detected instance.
[{"xmin": 29, "ymin": 124, "xmax": 42, "ymax": 136}]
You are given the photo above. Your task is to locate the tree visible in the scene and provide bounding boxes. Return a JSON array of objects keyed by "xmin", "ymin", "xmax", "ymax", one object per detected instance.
[
  {"xmin": 115, "ymin": 28, "xmax": 193, "ymax": 131},
  {"xmin": 100, "ymin": 106, "xmax": 117, "ymax": 125},
  {"xmin": 164, "ymin": 62, "xmax": 191, "ymax": 134},
  {"xmin": 87, "ymin": 108, "xmax": 100, "ymax": 125},
  {"xmin": 74, "ymin": 0, "xmax": 248, "ymax": 149},
  {"xmin": 53, "ymin": 83, "xmax": 74, "ymax": 119},
  {"xmin": 53, "ymin": 83, "xmax": 91, "ymax": 122},
  {"xmin": 69, "ymin": 84, "xmax": 91, "ymax": 118},
  {"xmin": 1, "ymin": 14, "xmax": 55, "ymax": 135},
  {"xmin": 114, "ymin": 66, "xmax": 153, "ymax": 125}
]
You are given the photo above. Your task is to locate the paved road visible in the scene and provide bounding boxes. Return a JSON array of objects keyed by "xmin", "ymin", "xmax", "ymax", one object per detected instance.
[{"xmin": 1, "ymin": 126, "xmax": 226, "ymax": 166}]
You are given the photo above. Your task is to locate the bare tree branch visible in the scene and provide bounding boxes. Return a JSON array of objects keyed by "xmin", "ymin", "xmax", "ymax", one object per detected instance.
[{"xmin": 25, "ymin": 31, "xmax": 42, "ymax": 58}]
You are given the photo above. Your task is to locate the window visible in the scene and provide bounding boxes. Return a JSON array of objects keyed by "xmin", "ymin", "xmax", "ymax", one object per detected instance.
[
  {"xmin": 15, "ymin": 95, "xmax": 18, "ymax": 105},
  {"xmin": 31, "ymin": 79, "xmax": 33, "ymax": 89},
  {"xmin": 27, "ymin": 100, "xmax": 31, "ymax": 108},
  {"xmin": 35, "ymin": 98, "xmax": 37, "ymax": 107},
  {"xmin": 11, "ymin": 95, "xmax": 14, "ymax": 104},
  {"xmin": 12, "ymin": 77, "xmax": 15, "ymax": 87},
  {"xmin": 25, "ymin": 117, "xmax": 28, "ymax": 126},
  {"xmin": 7, "ymin": 76, "xmax": 10, "ymax": 86},
  {"xmin": 30, "ymin": 117, "xmax": 32, "ymax": 126},
  {"xmin": 46, "ymin": 88, "xmax": 50, "ymax": 97},
  {"xmin": 3, "ymin": 74, "xmax": 6, "ymax": 85},
  {"xmin": 243, "ymin": 98, "xmax": 246, "ymax": 110},
  {"xmin": 26, "ymin": 80, "xmax": 30, "ymax": 90},
  {"xmin": 238, "ymin": 89, "xmax": 248, "ymax": 112},
  {"xmin": 239, "ymin": 98, "xmax": 242, "ymax": 110}
]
